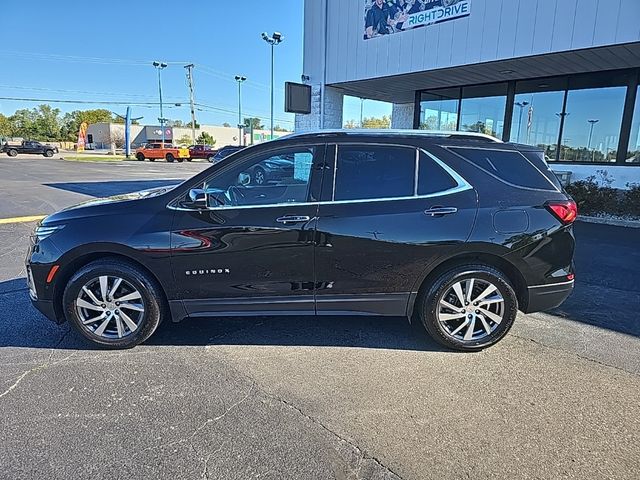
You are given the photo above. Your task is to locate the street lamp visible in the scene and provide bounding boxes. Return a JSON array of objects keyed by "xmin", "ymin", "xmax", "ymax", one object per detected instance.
[
  {"xmin": 235, "ymin": 75, "xmax": 247, "ymax": 146},
  {"xmin": 514, "ymin": 101, "xmax": 530, "ymax": 143},
  {"xmin": 261, "ymin": 31, "xmax": 284, "ymax": 139},
  {"xmin": 152, "ymin": 61, "xmax": 168, "ymax": 147},
  {"xmin": 587, "ymin": 119, "xmax": 600, "ymax": 162}
]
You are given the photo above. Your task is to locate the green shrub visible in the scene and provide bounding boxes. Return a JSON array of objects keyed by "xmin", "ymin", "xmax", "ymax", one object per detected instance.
[
  {"xmin": 624, "ymin": 183, "xmax": 640, "ymax": 216},
  {"xmin": 565, "ymin": 176, "xmax": 620, "ymax": 215}
]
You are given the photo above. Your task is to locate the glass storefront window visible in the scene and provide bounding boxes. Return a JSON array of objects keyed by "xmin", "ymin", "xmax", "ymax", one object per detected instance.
[
  {"xmin": 628, "ymin": 86, "xmax": 640, "ymax": 164},
  {"xmin": 560, "ymin": 86, "xmax": 626, "ymax": 163},
  {"xmin": 460, "ymin": 84, "xmax": 507, "ymax": 139},
  {"xmin": 419, "ymin": 89, "xmax": 459, "ymax": 131},
  {"xmin": 510, "ymin": 91, "xmax": 564, "ymax": 161}
]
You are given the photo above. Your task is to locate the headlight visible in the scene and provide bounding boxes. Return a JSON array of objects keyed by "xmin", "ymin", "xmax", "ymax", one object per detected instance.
[{"xmin": 34, "ymin": 224, "xmax": 65, "ymax": 241}]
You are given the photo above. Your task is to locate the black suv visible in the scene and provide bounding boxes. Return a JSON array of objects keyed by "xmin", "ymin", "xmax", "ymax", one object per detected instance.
[{"xmin": 27, "ymin": 130, "xmax": 576, "ymax": 350}]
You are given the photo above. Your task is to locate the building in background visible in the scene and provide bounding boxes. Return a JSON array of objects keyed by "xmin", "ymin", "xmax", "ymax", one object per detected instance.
[
  {"xmin": 86, "ymin": 123, "xmax": 289, "ymax": 150},
  {"xmin": 297, "ymin": 0, "xmax": 640, "ymax": 188}
]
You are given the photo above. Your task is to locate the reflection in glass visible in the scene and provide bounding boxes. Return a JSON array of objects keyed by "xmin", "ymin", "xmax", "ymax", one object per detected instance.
[
  {"xmin": 460, "ymin": 85, "xmax": 506, "ymax": 139},
  {"xmin": 628, "ymin": 87, "xmax": 640, "ymax": 164},
  {"xmin": 560, "ymin": 87, "xmax": 626, "ymax": 163},
  {"xmin": 510, "ymin": 91, "xmax": 564, "ymax": 161},
  {"xmin": 419, "ymin": 91, "xmax": 458, "ymax": 131}
]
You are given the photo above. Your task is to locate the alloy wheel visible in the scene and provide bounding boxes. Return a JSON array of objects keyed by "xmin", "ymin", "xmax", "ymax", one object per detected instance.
[
  {"xmin": 437, "ymin": 278, "xmax": 505, "ymax": 342},
  {"xmin": 75, "ymin": 276, "xmax": 145, "ymax": 339}
]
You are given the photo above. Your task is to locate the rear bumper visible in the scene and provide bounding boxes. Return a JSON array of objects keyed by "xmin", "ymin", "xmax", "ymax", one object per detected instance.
[{"xmin": 523, "ymin": 280, "xmax": 574, "ymax": 314}]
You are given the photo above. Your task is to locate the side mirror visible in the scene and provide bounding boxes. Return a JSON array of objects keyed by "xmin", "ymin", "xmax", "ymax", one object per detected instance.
[
  {"xmin": 238, "ymin": 172, "xmax": 251, "ymax": 186},
  {"xmin": 188, "ymin": 188, "xmax": 207, "ymax": 208}
]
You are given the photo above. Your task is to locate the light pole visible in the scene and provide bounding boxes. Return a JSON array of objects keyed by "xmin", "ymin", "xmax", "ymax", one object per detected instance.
[
  {"xmin": 261, "ymin": 31, "xmax": 284, "ymax": 139},
  {"xmin": 515, "ymin": 101, "xmax": 530, "ymax": 143},
  {"xmin": 360, "ymin": 98, "xmax": 365, "ymax": 128},
  {"xmin": 235, "ymin": 75, "xmax": 247, "ymax": 146},
  {"xmin": 152, "ymin": 61, "xmax": 168, "ymax": 146},
  {"xmin": 587, "ymin": 119, "xmax": 600, "ymax": 162}
]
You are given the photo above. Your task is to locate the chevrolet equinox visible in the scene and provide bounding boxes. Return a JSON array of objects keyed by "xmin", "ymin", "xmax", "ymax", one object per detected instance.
[{"xmin": 27, "ymin": 130, "xmax": 576, "ymax": 350}]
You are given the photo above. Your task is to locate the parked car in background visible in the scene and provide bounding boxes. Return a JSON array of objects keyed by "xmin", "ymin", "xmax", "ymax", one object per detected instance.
[
  {"xmin": 188, "ymin": 144, "xmax": 217, "ymax": 162},
  {"xmin": 210, "ymin": 145, "xmax": 245, "ymax": 163},
  {"xmin": 2, "ymin": 140, "xmax": 58, "ymax": 157},
  {"xmin": 27, "ymin": 130, "xmax": 576, "ymax": 350},
  {"xmin": 135, "ymin": 143, "xmax": 190, "ymax": 163}
]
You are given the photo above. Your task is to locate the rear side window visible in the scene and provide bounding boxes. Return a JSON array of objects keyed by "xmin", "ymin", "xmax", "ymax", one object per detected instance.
[
  {"xmin": 450, "ymin": 147, "xmax": 556, "ymax": 190},
  {"xmin": 418, "ymin": 151, "xmax": 459, "ymax": 195},
  {"xmin": 334, "ymin": 145, "xmax": 415, "ymax": 201},
  {"xmin": 521, "ymin": 151, "xmax": 563, "ymax": 190}
]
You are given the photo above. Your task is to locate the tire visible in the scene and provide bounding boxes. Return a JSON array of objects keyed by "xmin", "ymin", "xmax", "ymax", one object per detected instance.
[
  {"xmin": 44, "ymin": 150, "xmax": 54, "ymax": 158},
  {"xmin": 186, "ymin": 157, "xmax": 193, "ymax": 162},
  {"xmin": 149, "ymin": 158, "xmax": 156, "ymax": 162},
  {"xmin": 7, "ymin": 149, "xmax": 18, "ymax": 157},
  {"xmin": 207, "ymin": 155, "xmax": 215, "ymax": 163},
  {"xmin": 416, "ymin": 264, "xmax": 518, "ymax": 351},
  {"xmin": 136, "ymin": 153, "xmax": 145, "ymax": 161},
  {"xmin": 176, "ymin": 157, "xmax": 184, "ymax": 163},
  {"xmin": 62, "ymin": 259, "xmax": 167, "ymax": 349},
  {"xmin": 253, "ymin": 167, "xmax": 266, "ymax": 185},
  {"xmin": 165, "ymin": 153, "xmax": 175, "ymax": 163}
]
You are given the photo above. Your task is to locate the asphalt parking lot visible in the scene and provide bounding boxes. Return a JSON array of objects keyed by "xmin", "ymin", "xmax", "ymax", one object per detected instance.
[{"xmin": 1, "ymin": 155, "xmax": 639, "ymax": 479}]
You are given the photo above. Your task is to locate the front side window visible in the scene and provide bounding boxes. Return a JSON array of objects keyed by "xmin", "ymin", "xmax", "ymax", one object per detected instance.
[
  {"xmin": 202, "ymin": 147, "xmax": 315, "ymax": 208},
  {"xmin": 334, "ymin": 145, "xmax": 415, "ymax": 201}
]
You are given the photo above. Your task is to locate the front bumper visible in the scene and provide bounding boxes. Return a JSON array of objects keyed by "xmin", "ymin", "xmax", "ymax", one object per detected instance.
[
  {"xmin": 523, "ymin": 280, "xmax": 574, "ymax": 314},
  {"xmin": 31, "ymin": 297, "xmax": 62, "ymax": 323}
]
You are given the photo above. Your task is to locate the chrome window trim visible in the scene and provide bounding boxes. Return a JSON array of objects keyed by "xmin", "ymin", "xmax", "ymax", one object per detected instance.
[
  {"xmin": 414, "ymin": 148, "xmax": 420, "ymax": 196},
  {"xmin": 167, "ymin": 142, "xmax": 473, "ymax": 212}
]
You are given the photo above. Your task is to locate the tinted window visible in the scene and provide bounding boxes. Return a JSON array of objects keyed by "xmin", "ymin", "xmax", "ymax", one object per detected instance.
[
  {"xmin": 451, "ymin": 147, "xmax": 555, "ymax": 190},
  {"xmin": 202, "ymin": 147, "xmax": 315, "ymax": 208},
  {"xmin": 334, "ymin": 145, "xmax": 415, "ymax": 201},
  {"xmin": 418, "ymin": 151, "xmax": 458, "ymax": 195}
]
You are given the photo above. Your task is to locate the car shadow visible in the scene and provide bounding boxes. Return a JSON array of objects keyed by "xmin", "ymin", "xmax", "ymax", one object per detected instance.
[
  {"xmin": 44, "ymin": 180, "xmax": 183, "ymax": 198},
  {"xmin": 0, "ymin": 277, "xmax": 448, "ymax": 352}
]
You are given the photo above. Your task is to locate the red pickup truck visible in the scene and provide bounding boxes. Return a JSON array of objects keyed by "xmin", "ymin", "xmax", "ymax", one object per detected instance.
[{"xmin": 188, "ymin": 145, "xmax": 218, "ymax": 162}]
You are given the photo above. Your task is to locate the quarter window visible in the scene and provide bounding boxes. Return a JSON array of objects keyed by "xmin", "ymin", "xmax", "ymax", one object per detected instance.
[{"xmin": 334, "ymin": 145, "xmax": 415, "ymax": 201}]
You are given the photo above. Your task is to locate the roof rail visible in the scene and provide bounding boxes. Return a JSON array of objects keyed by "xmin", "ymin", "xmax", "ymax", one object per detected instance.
[{"xmin": 280, "ymin": 129, "xmax": 502, "ymax": 143}]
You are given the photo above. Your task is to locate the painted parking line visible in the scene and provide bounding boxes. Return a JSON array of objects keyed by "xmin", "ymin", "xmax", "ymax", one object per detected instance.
[{"xmin": 0, "ymin": 215, "xmax": 46, "ymax": 225}]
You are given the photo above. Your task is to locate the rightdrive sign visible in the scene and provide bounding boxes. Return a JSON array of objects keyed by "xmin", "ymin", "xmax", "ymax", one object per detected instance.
[{"xmin": 404, "ymin": 1, "xmax": 471, "ymax": 29}]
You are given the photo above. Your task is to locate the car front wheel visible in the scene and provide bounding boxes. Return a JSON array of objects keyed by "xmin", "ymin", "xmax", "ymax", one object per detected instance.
[
  {"xmin": 417, "ymin": 264, "xmax": 518, "ymax": 351},
  {"xmin": 62, "ymin": 259, "xmax": 166, "ymax": 349},
  {"xmin": 44, "ymin": 150, "xmax": 54, "ymax": 157}
]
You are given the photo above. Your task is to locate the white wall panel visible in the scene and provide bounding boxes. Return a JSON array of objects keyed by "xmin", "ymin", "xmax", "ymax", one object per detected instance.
[{"xmin": 312, "ymin": 0, "xmax": 639, "ymax": 85}]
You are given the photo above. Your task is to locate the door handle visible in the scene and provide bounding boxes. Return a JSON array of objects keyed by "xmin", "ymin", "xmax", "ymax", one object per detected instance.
[
  {"xmin": 424, "ymin": 206, "xmax": 458, "ymax": 217},
  {"xmin": 276, "ymin": 215, "xmax": 311, "ymax": 224}
]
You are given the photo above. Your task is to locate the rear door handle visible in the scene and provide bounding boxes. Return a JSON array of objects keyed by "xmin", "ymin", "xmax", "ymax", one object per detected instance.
[
  {"xmin": 424, "ymin": 207, "xmax": 458, "ymax": 217},
  {"xmin": 276, "ymin": 215, "xmax": 311, "ymax": 224}
]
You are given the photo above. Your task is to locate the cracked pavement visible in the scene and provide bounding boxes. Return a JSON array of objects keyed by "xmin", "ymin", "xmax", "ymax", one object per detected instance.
[{"xmin": 1, "ymin": 157, "xmax": 639, "ymax": 479}]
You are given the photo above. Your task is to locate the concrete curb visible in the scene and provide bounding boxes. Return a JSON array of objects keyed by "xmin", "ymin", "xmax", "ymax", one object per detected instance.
[{"xmin": 578, "ymin": 215, "xmax": 640, "ymax": 229}]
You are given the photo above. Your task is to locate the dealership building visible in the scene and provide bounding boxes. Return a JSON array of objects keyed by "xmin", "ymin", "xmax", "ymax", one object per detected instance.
[{"xmin": 296, "ymin": 0, "xmax": 640, "ymax": 188}]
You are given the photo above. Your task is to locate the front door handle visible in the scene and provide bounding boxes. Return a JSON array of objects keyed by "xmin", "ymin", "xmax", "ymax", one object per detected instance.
[
  {"xmin": 424, "ymin": 206, "xmax": 458, "ymax": 217},
  {"xmin": 276, "ymin": 215, "xmax": 311, "ymax": 224}
]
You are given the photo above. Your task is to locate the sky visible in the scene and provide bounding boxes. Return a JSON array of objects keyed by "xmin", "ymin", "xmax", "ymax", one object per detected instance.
[{"xmin": 0, "ymin": 0, "xmax": 390, "ymax": 130}]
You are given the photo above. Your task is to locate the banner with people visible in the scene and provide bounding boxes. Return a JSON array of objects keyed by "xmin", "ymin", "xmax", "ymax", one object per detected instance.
[{"xmin": 364, "ymin": 0, "xmax": 471, "ymax": 40}]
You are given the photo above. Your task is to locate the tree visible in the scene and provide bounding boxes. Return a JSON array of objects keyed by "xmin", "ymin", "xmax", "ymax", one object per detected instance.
[
  {"xmin": 244, "ymin": 117, "xmax": 264, "ymax": 131},
  {"xmin": 186, "ymin": 120, "xmax": 200, "ymax": 129},
  {"xmin": 168, "ymin": 119, "xmax": 184, "ymax": 127},
  {"xmin": 222, "ymin": 122, "xmax": 231, "ymax": 128},
  {"xmin": 177, "ymin": 134, "xmax": 193, "ymax": 146},
  {"xmin": 273, "ymin": 125, "xmax": 289, "ymax": 132},
  {"xmin": 361, "ymin": 115, "xmax": 390, "ymax": 129},
  {"xmin": 61, "ymin": 109, "xmax": 113, "ymax": 141},
  {"xmin": 344, "ymin": 120, "xmax": 358, "ymax": 129},
  {"xmin": 109, "ymin": 129, "xmax": 126, "ymax": 149},
  {"xmin": 0, "ymin": 113, "xmax": 13, "ymax": 137},
  {"xmin": 196, "ymin": 132, "xmax": 216, "ymax": 146}
]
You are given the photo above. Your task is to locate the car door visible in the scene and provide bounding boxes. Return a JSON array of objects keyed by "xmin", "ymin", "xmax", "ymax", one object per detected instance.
[
  {"xmin": 314, "ymin": 143, "xmax": 478, "ymax": 316},
  {"xmin": 170, "ymin": 143, "xmax": 326, "ymax": 316},
  {"xmin": 24, "ymin": 141, "xmax": 39, "ymax": 154}
]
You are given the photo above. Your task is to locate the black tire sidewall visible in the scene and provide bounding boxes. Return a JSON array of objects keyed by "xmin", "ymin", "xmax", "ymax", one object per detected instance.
[
  {"xmin": 44, "ymin": 150, "xmax": 54, "ymax": 157},
  {"xmin": 166, "ymin": 154, "xmax": 175, "ymax": 163},
  {"xmin": 420, "ymin": 265, "xmax": 518, "ymax": 351},
  {"xmin": 62, "ymin": 260, "xmax": 164, "ymax": 348},
  {"xmin": 8, "ymin": 149, "xmax": 17, "ymax": 157},
  {"xmin": 136, "ymin": 153, "xmax": 145, "ymax": 161}
]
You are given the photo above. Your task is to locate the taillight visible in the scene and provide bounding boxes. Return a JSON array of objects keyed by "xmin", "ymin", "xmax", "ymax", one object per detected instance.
[{"xmin": 546, "ymin": 200, "xmax": 578, "ymax": 224}]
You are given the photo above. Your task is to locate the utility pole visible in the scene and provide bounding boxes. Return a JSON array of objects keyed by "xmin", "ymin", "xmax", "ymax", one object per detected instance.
[
  {"xmin": 235, "ymin": 75, "xmax": 247, "ymax": 146},
  {"xmin": 261, "ymin": 32, "xmax": 284, "ymax": 139},
  {"xmin": 152, "ymin": 61, "xmax": 168, "ymax": 147},
  {"xmin": 184, "ymin": 64, "xmax": 197, "ymax": 145}
]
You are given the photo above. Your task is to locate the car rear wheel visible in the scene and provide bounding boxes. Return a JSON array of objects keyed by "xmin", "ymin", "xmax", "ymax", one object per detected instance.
[
  {"xmin": 7, "ymin": 149, "xmax": 18, "ymax": 157},
  {"xmin": 207, "ymin": 155, "xmax": 215, "ymax": 163},
  {"xmin": 166, "ymin": 153, "xmax": 175, "ymax": 163},
  {"xmin": 417, "ymin": 264, "xmax": 518, "ymax": 351},
  {"xmin": 62, "ymin": 259, "xmax": 166, "ymax": 349},
  {"xmin": 253, "ymin": 167, "xmax": 266, "ymax": 185},
  {"xmin": 136, "ymin": 153, "xmax": 145, "ymax": 161},
  {"xmin": 43, "ymin": 150, "xmax": 54, "ymax": 157},
  {"xmin": 176, "ymin": 157, "xmax": 184, "ymax": 163}
]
